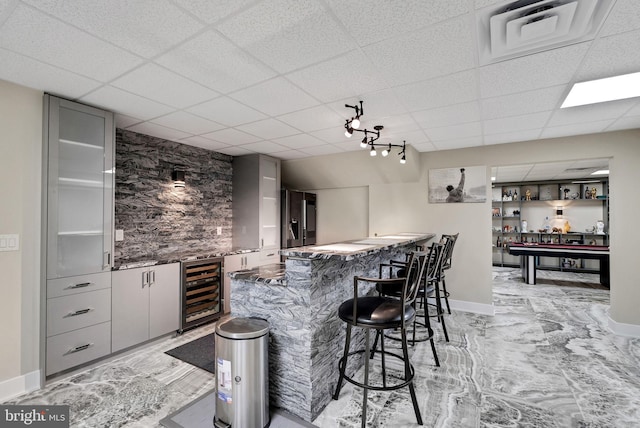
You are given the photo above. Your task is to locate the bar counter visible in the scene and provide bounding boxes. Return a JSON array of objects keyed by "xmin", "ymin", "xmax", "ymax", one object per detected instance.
[{"xmin": 228, "ymin": 233, "xmax": 435, "ymax": 422}]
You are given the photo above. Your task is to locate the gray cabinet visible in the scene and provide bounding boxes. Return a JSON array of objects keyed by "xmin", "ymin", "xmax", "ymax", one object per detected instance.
[
  {"xmin": 111, "ymin": 263, "xmax": 180, "ymax": 352},
  {"xmin": 43, "ymin": 95, "xmax": 114, "ymax": 376},
  {"xmin": 223, "ymin": 252, "xmax": 260, "ymax": 313},
  {"xmin": 44, "ymin": 95, "xmax": 114, "ymax": 279},
  {"xmin": 232, "ymin": 154, "xmax": 281, "ymax": 265}
]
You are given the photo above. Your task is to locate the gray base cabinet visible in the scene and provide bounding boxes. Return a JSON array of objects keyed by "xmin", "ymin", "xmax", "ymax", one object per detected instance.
[
  {"xmin": 45, "ymin": 272, "xmax": 112, "ymax": 376},
  {"xmin": 112, "ymin": 263, "xmax": 180, "ymax": 352},
  {"xmin": 223, "ymin": 252, "xmax": 260, "ymax": 313}
]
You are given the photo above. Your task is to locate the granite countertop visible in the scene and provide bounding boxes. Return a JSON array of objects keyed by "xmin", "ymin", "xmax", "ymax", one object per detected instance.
[
  {"xmin": 113, "ymin": 247, "xmax": 260, "ymax": 270},
  {"xmin": 279, "ymin": 232, "xmax": 435, "ymax": 261},
  {"xmin": 228, "ymin": 263, "xmax": 287, "ymax": 286}
]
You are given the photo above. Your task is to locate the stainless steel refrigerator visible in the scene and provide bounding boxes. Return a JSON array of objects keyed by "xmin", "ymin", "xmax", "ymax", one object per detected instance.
[{"xmin": 281, "ymin": 189, "xmax": 316, "ymax": 248}]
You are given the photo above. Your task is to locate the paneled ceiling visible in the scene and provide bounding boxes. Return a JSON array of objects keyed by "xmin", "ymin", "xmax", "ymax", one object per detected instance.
[{"xmin": 0, "ymin": 0, "xmax": 639, "ymax": 160}]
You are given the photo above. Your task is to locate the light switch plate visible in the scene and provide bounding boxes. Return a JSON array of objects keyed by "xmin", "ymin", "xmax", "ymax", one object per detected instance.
[
  {"xmin": 115, "ymin": 229, "xmax": 124, "ymax": 241},
  {"xmin": 0, "ymin": 234, "xmax": 19, "ymax": 251},
  {"xmin": 216, "ymin": 227, "xmax": 222, "ymax": 235}
]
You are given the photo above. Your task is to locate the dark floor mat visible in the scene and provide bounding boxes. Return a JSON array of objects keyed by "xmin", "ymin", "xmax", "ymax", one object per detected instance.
[{"xmin": 165, "ymin": 333, "xmax": 215, "ymax": 374}]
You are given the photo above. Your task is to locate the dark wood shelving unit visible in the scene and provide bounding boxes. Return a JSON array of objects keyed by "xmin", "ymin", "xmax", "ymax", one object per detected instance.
[{"xmin": 180, "ymin": 258, "xmax": 224, "ymax": 332}]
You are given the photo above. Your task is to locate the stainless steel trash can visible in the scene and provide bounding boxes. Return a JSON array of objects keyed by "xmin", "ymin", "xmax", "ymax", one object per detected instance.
[{"xmin": 214, "ymin": 317, "xmax": 269, "ymax": 428}]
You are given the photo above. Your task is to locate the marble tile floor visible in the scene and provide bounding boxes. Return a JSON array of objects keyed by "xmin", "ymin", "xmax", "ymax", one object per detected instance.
[{"xmin": 7, "ymin": 268, "xmax": 640, "ymax": 427}]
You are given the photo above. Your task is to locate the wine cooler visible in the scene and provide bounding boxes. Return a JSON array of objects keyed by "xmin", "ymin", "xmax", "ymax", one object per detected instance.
[{"xmin": 180, "ymin": 258, "xmax": 224, "ymax": 332}]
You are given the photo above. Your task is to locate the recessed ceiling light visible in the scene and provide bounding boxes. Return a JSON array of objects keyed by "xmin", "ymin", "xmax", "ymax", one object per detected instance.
[
  {"xmin": 561, "ymin": 72, "xmax": 640, "ymax": 108},
  {"xmin": 590, "ymin": 169, "xmax": 609, "ymax": 175}
]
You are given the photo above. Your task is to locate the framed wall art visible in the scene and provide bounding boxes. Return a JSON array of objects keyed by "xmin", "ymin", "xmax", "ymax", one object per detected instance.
[{"xmin": 428, "ymin": 166, "xmax": 487, "ymax": 203}]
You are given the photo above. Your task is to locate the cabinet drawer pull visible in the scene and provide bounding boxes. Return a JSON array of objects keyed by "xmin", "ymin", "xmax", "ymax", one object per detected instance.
[
  {"xmin": 68, "ymin": 282, "xmax": 92, "ymax": 289},
  {"xmin": 67, "ymin": 343, "xmax": 93, "ymax": 354},
  {"xmin": 68, "ymin": 308, "xmax": 92, "ymax": 317}
]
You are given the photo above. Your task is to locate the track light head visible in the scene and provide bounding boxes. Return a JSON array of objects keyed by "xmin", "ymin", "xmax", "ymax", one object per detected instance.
[
  {"xmin": 351, "ymin": 117, "xmax": 360, "ymax": 129},
  {"xmin": 345, "ymin": 127, "xmax": 353, "ymax": 138},
  {"xmin": 400, "ymin": 154, "xmax": 406, "ymax": 164},
  {"xmin": 382, "ymin": 143, "xmax": 391, "ymax": 157},
  {"xmin": 370, "ymin": 146, "xmax": 376, "ymax": 156}
]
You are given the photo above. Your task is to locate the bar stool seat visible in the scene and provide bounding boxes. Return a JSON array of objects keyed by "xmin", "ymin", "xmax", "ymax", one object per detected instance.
[{"xmin": 333, "ymin": 252, "xmax": 425, "ymax": 427}]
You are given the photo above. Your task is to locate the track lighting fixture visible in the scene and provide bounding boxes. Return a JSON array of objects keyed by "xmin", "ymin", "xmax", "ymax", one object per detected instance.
[
  {"xmin": 345, "ymin": 127, "xmax": 353, "ymax": 138},
  {"xmin": 344, "ymin": 100, "xmax": 363, "ymax": 132},
  {"xmin": 343, "ymin": 101, "xmax": 409, "ymax": 164}
]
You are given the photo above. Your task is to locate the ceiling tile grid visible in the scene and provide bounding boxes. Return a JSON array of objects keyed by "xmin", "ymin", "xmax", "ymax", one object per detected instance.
[{"xmin": 0, "ymin": 0, "xmax": 638, "ymax": 161}]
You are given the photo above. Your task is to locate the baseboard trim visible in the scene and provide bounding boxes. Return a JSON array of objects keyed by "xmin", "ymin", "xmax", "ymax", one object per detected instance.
[
  {"xmin": 0, "ymin": 370, "xmax": 41, "ymax": 402},
  {"xmin": 608, "ymin": 316, "xmax": 640, "ymax": 338},
  {"xmin": 449, "ymin": 299, "xmax": 495, "ymax": 316}
]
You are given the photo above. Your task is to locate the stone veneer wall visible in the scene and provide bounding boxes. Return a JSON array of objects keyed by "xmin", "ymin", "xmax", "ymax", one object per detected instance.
[{"xmin": 114, "ymin": 129, "xmax": 233, "ymax": 266}]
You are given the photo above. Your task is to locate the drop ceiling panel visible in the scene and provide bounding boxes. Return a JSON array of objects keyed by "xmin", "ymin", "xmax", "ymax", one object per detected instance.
[
  {"xmin": 216, "ymin": 145, "xmax": 254, "ymax": 156},
  {"xmin": 364, "ymin": 16, "xmax": 476, "ymax": 86},
  {"xmin": 426, "ymin": 122, "xmax": 482, "ymax": 142},
  {"xmin": 115, "ymin": 114, "xmax": 142, "ymax": 129},
  {"xmin": 217, "ymin": 0, "xmax": 352, "ymax": 73},
  {"xmin": 413, "ymin": 102, "xmax": 481, "ymax": 128},
  {"xmin": 272, "ymin": 150, "xmax": 310, "ymax": 160},
  {"xmin": 154, "ymin": 30, "xmax": 276, "ymax": 94},
  {"xmin": 607, "ymin": 115, "xmax": 640, "ymax": 131},
  {"xmin": 548, "ymin": 99, "xmax": 638, "ymax": 127},
  {"xmin": 484, "ymin": 129, "xmax": 542, "ymax": 146},
  {"xmin": 540, "ymin": 119, "xmax": 616, "ymax": 139},
  {"xmin": 0, "ymin": 48, "xmax": 101, "ymax": 97},
  {"xmin": 23, "ymin": 0, "xmax": 203, "ymax": 58},
  {"xmin": 186, "ymin": 97, "xmax": 267, "ymax": 126},
  {"xmin": 479, "ymin": 42, "xmax": 591, "ymax": 98},
  {"xmin": 272, "ymin": 133, "xmax": 326, "ymax": 149},
  {"xmin": 237, "ymin": 140, "xmax": 290, "ymax": 154},
  {"xmin": 433, "ymin": 136, "xmax": 484, "ymax": 150},
  {"xmin": 126, "ymin": 122, "xmax": 192, "ymax": 142},
  {"xmin": 80, "ymin": 86, "xmax": 174, "ymax": 120},
  {"xmin": 0, "ymin": 4, "xmax": 142, "ymax": 81},
  {"xmin": 299, "ymin": 144, "xmax": 344, "ymax": 156},
  {"xmin": 481, "ymin": 86, "xmax": 566, "ymax": 120},
  {"xmin": 111, "ymin": 63, "xmax": 219, "ymax": 109},
  {"xmin": 173, "ymin": 0, "xmax": 258, "ymax": 24},
  {"xmin": 325, "ymin": 0, "xmax": 470, "ymax": 46},
  {"xmin": 0, "ymin": 0, "xmax": 639, "ymax": 161},
  {"xmin": 484, "ymin": 111, "xmax": 551, "ymax": 135},
  {"xmin": 236, "ymin": 119, "xmax": 300, "ymax": 140},
  {"xmin": 574, "ymin": 29, "xmax": 640, "ymax": 81},
  {"xmin": 332, "ymin": 89, "xmax": 407, "ymax": 120},
  {"xmin": 230, "ymin": 77, "xmax": 318, "ymax": 116},
  {"xmin": 201, "ymin": 128, "xmax": 262, "ymax": 145},
  {"xmin": 180, "ymin": 135, "xmax": 230, "ymax": 151},
  {"xmin": 285, "ymin": 50, "xmax": 388, "ymax": 103},
  {"xmin": 277, "ymin": 105, "xmax": 345, "ymax": 133},
  {"xmin": 393, "ymin": 70, "xmax": 479, "ymax": 112},
  {"xmin": 597, "ymin": 0, "xmax": 640, "ymax": 37},
  {"xmin": 150, "ymin": 111, "xmax": 225, "ymax": 135}
]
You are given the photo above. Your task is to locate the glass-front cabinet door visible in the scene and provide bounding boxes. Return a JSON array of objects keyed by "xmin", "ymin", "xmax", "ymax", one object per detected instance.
[{"xmin": 45, "ymin": 95, "xmax": 114, "ymax": 279}]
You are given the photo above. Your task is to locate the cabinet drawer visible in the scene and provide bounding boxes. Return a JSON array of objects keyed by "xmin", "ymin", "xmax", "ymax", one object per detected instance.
[
  {"xmin": 47, "ymin": 272, "xmax": 111, "ymax": 298},
  {"xmin": 259, "ymin": 248, "xmax": 279, "ymax": 265},
  {"xmin": 47, "ymin": 288, "xmax": 111, "ymax": 336},
  {"xmin": 46, "ymin": 321, "xmax": 111, "ymax": 376}
]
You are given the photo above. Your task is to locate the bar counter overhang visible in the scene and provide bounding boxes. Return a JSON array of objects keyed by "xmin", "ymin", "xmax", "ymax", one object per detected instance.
[{"xmin": 228, "ymin": 233, "xmax": 435, "ymax": 422}]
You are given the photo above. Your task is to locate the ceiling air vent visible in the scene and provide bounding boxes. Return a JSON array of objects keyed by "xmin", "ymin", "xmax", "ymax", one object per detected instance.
[{"xmin": 476, "ymin": 0, "xmax": 615, "ymax": 65}]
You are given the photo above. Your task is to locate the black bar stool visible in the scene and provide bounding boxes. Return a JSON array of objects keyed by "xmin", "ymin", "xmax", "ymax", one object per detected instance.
[
  {"xmin": 374, "ymin": 243, "xmax": 444, "ymax": 366},
  {"xmin": 438, "ymin": 233, "xmax": 459, "ymax": 314},
  {"xmin": 333, "ymin": 252, "xmax": 426, "ymax": 427}
]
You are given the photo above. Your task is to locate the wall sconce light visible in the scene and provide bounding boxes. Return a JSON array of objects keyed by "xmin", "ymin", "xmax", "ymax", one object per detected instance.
[
  {"xmin": 172, "ymin": 169, "xmax": 185, "ymax": 188},
  {"xmin": 556, "ymin": 206, "xmax": 563, "ymax": 216}
]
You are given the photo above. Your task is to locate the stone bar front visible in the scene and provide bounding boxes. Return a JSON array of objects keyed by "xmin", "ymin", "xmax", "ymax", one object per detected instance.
[{"xmin": 229, "ymin": 233, "xmax": 434, "ymax": 422}]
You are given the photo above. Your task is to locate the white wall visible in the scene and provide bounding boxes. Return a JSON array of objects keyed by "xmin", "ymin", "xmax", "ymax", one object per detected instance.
[
  {"xmin": 0, "ymin": 80, "xmax": 42, "ymax": 396},
  {"xmin": 282, "ymin": 130, "xmax": 640, "ymax": 328},
  {"xmin": 314, "ymin": 187, "xmax": 369, "ymax": 245}
]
